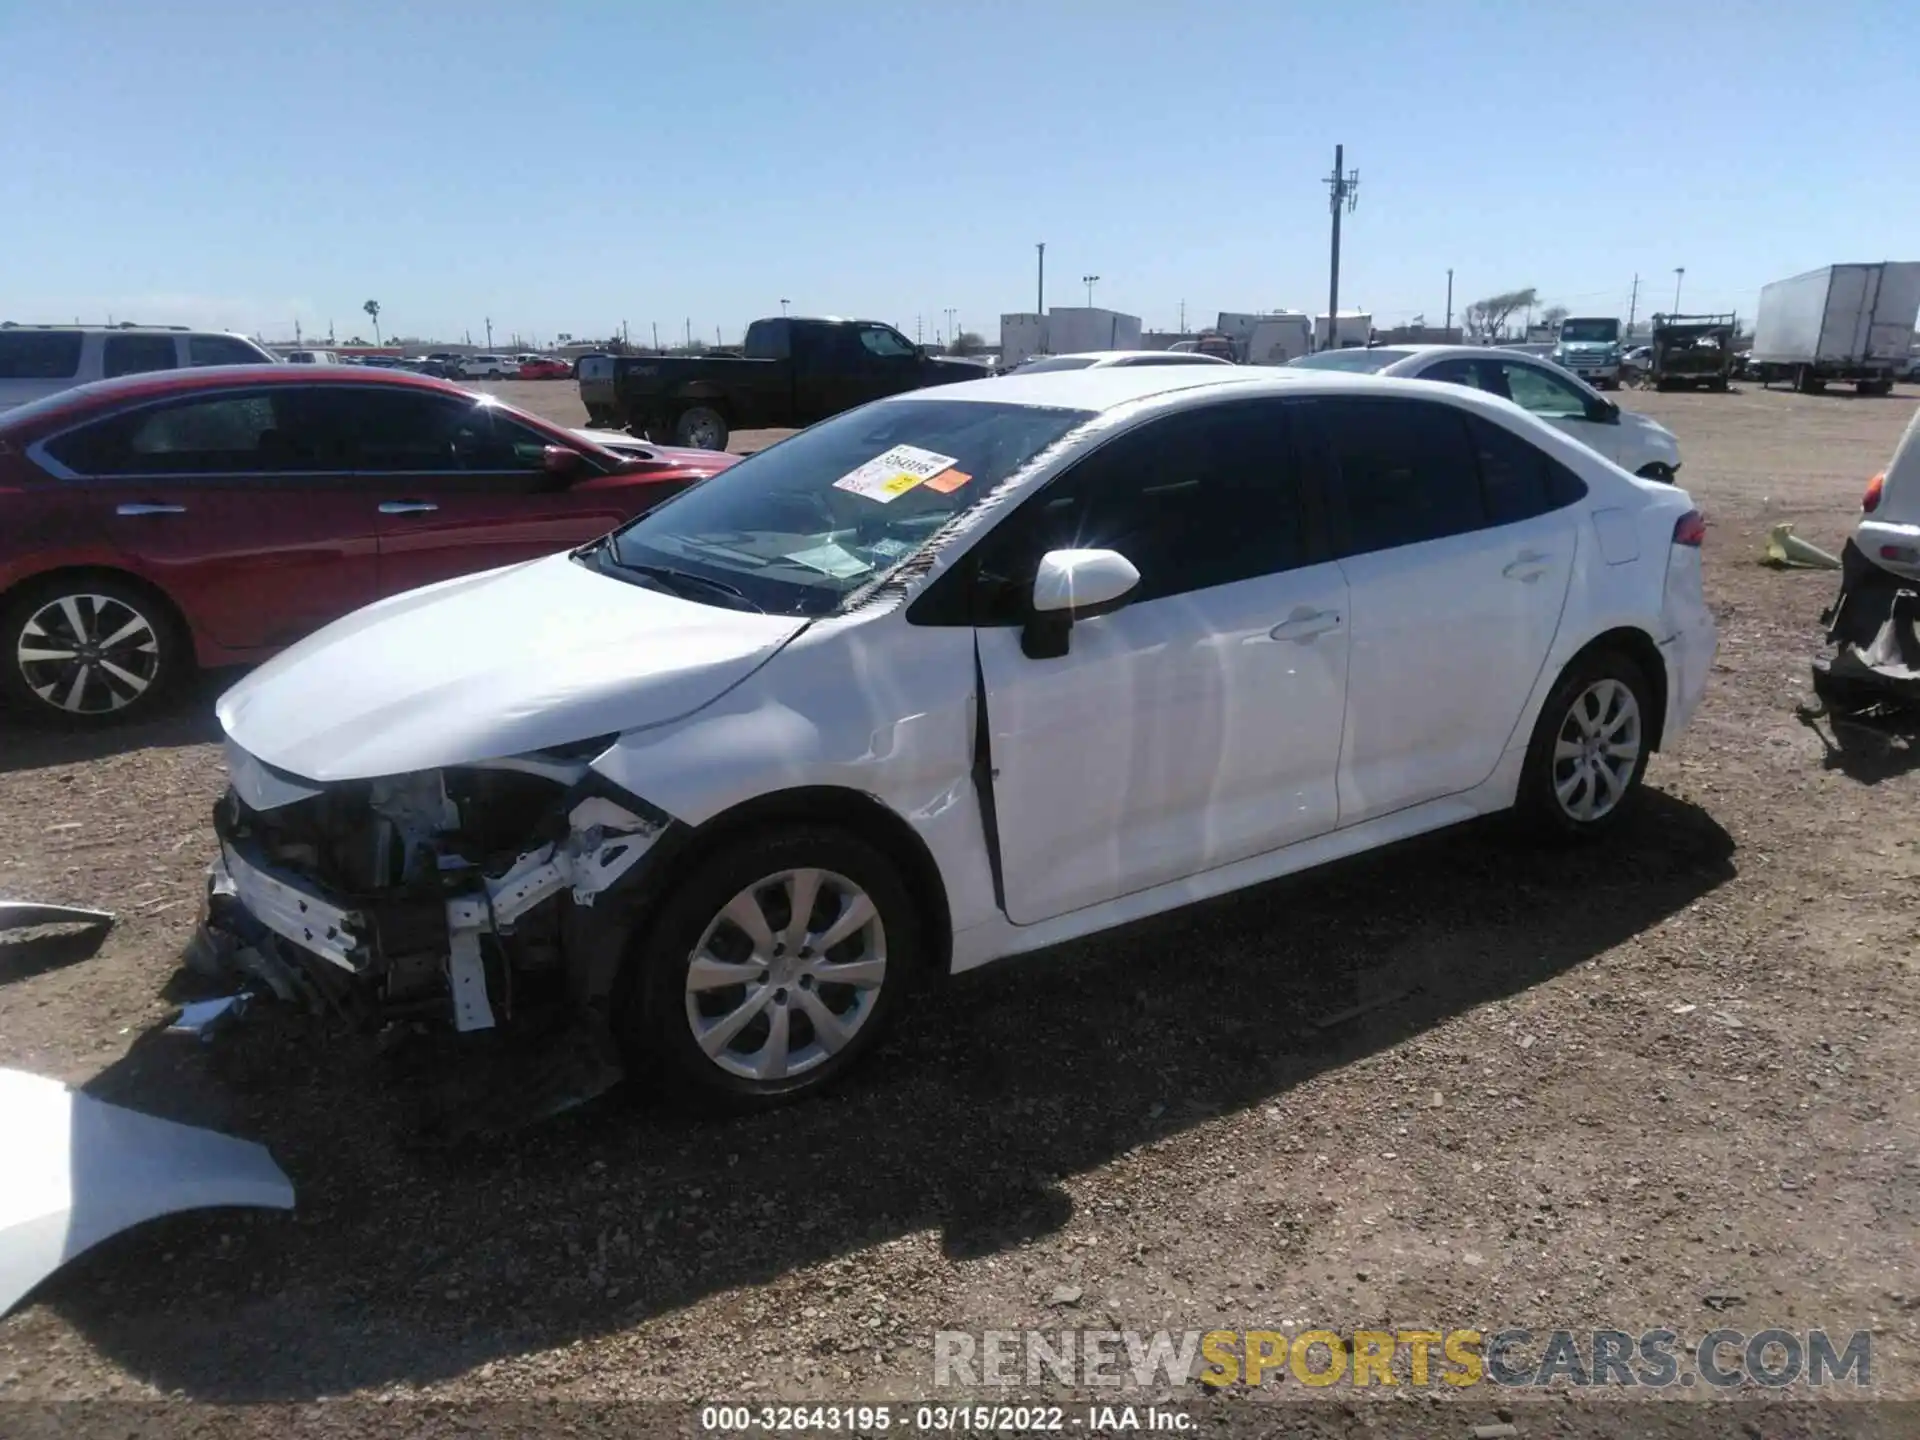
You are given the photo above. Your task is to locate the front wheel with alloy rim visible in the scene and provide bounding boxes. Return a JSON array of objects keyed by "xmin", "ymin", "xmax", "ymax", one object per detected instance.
[
  {"xmin": 0, "ymin": 576, "xmax": 181, "ymax": 726},
  {"xmin": 625, "ymin": 826, "xmax": 919, "ymax": 1109},
  {"xmin": 1517, "ymin": 651, "xmax": 1655, "ymax": 840}
]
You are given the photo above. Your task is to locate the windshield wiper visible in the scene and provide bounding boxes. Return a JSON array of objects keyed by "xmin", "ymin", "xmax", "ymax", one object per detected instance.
[{"xmin": 610, "ymin": 558, "xmax": 764, "ymax": 612}]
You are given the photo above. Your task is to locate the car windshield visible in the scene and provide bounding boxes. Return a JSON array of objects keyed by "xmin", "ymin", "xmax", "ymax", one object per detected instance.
[
  {"xmin": 1559, "ymin": 320, "xmax": 1619, "ymax": 343},
  {"xmin": 603, "ymin": 397, "xmax": 1093, "ymax": 617},
  {"xmin": 1285, "ymin": 348, "xmax": 1410, "ymax": 372},
  {"xmin": 1011, "ymin": 356, "xmax": 1097, "ymax": 373}
]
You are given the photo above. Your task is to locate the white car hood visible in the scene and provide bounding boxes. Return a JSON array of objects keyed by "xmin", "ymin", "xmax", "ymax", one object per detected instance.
[{"xmin": 217, "ymin": 551, "xmax": 807, "ymax": 782}]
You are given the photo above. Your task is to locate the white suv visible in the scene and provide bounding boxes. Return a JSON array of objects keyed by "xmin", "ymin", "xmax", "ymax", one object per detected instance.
[
  {"xmin": 457, "ymin": 354, "xmax": 514, "ymax": 379},
  {"xmin": 0, "ymin": 325, "xmax": 276, "ymax": 412}
]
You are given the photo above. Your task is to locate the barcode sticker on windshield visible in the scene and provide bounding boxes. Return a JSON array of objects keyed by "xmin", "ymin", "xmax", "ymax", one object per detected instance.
[{"xmin": 832, "ymin": 445, "xmax": 960, "ymax": 504}]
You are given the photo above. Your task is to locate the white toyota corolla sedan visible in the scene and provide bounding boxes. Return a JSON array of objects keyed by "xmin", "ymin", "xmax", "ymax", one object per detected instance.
[
  {"xmin": 203, "ymin": 367, "xmax": 1716, "ymax": 1109},
  {"xmin": 1288, "ymin": 344, "xmax": 1684, "ymax": 481}
]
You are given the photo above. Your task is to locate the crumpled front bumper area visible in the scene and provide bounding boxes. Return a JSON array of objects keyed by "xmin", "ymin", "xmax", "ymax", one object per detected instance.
[{"xmin": 187, "ymin": 765, "xmax": 684, "ymax": 1133}]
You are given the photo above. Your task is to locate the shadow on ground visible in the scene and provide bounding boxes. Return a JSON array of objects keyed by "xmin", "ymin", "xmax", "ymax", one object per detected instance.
[
  {"xmin": 0, "ymin": 672, "xmax": 229, "ymax": 776},
  {"xmin": 38, "ymin": 790, "xmax": 1735, "ymax": 1399}
]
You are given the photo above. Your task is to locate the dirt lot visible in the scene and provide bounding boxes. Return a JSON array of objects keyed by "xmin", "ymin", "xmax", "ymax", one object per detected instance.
[{"xmin": 3, "ymin": 377, "xmax": 1919, "ymax": 1425}]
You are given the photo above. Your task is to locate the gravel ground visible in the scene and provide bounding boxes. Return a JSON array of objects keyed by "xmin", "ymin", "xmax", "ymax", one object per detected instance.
[{"xmin": 3, "ymin": 376, "xmax": 1920, "ymax": 1425}]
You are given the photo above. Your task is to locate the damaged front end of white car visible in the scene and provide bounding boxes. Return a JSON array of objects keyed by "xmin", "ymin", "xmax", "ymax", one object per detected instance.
[{"xmin": 192, "ymin": 738, "xmax": 689, "ymax": 1122}]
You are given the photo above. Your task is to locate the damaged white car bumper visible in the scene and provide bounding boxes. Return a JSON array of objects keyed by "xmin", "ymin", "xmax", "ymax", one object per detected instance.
[{"xmin": 0, "ymin": 1068, "xmax": 293, "ymax": 1316}]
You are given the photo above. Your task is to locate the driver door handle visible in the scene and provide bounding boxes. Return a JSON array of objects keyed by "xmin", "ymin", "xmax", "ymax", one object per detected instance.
[
  {"xmin": 379, "ymin": 500, "xmax": 439, "ymax": 515},
  {"xmin": 1503, "ymin": 551, "xmax": 1552, "ymax": 583},
  {"xmin": 1270, "ymin": 607, "xmax": 1342, "ymax": 642}
]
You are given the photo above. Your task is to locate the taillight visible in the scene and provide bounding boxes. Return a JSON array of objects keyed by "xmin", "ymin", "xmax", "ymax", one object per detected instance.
[
  {"xmin": 1863, "ymin": 472, "xmax": 1885, "ymax": 513},
  {"xmin": 1672, "ymin": 509, "xmax": 1706, "ymax": 547}
]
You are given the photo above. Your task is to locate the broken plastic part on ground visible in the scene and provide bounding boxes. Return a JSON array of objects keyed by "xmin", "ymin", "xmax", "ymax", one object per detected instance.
[
  {"xmin": 0, "ymin": 900, "xmax": 114, "ymax": 936},
  {"xmin": 0, "ymin": 1067, "xmax": 294, "ymax": 1316},
  {"xmin": 1806, "ymin": 538, "xmax": 1920, "ymax": 716}
]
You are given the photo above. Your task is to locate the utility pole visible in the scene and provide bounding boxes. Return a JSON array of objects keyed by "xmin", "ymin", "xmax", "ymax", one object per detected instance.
[
  {"xmin": 1673, "ymin": 266, "xmax": 1685, "ymax": 313},
  {"xmin": 1083, "ymin": 274, "xmax": 1100, "ymax": 307},
  {"xmin": 716, "ymin": 325, "xmax": 722, "ymax": 347},
  {"xmin": 1627, "ymin": 274, "xmax": 1639, "ymax": 337},
  {"xmin": 622, "ymin": 320, "xmax": 629, "ymax": 345},
  {"xmin": 652, "ymin": 322, "xmax": 660, "ymax": 350},
  {"xmin": 1444, "ymin": 269, "xmax": 1453, "ymax": 338},
  {"xmin": 944, "ymin": 308, "xmax": 957, "ymax": 344},
  {"xmin": 1179, "ymin": 299, "xmax": 1186, "ymax": 333},
  {"xmin": 1323, "ymin": 144, "xmax": 1359, "ymax": 350},
  {"xmin": 915, "ymin": 315, "xmax": 923, "ymax": 344},
  {"xmin": 1036, "ymin": 242, "xmax": 1045, "ymax": 314}
]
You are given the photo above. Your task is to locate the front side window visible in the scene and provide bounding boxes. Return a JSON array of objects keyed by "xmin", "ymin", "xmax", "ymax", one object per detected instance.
[
  {"xmin": 1500, "ymin": 362, "xmax": 1590, "ymax": 419},
  {"xmin": 964, "ymin": 399, "xmax": 1310, "ymax": 620},
  {"xmin": 0, "ymin": 331, "xmax": 84, "ymax": 380},
  {"xmin": 102, "ymin": 334, "xmax": 179, "ymax": 378},
  {"xmin": 605, "ymin": 398, "xmax": 1092, "ymax": 617},
  {"xmin": 1417, "ymin": 357, "xmax": 1500, "ymax": 392},
  {"xmin": 1308, "ymin": 396, "xmax": 1486, "ymax": 556},
  {"xmin": 189, "ymin": 334, "xmax": 269, "ymax": 367},
  {"xmin": 856, "ymin": 326, "xmax": 916, "ymax": 360}
]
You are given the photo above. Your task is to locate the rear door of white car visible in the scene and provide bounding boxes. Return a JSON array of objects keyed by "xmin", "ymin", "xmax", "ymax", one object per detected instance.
[
  {"xmin": 968, "ymin": 397, "xmax": 1350, "ymax": 925},
  {"xmin": 1301, "ymin": 394, "xmax": 1580, "ymax": 824}
]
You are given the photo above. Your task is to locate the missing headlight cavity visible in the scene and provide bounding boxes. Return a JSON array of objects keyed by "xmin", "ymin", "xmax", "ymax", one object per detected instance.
[{"xmin": 199, "ymin": 751, "xmax": 681, "ymax": 1126}]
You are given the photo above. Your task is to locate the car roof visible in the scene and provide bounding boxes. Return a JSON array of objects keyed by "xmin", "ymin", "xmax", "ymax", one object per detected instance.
[{"xmin": 0, "ymin": 363, "xmax": 479, "ymax": 437}]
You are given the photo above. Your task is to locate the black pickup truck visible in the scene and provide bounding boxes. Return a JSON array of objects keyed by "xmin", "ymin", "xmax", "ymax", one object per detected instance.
[{"xmin": 576, "ymin": 316, "xmax": 987, "ymax": 450}]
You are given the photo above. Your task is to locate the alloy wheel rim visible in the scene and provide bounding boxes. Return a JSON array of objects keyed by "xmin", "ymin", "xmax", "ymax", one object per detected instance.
[
  {"xmin": 1551, "ymin": 678, "xmax": 1641, "ymax": 822},
  {"xmin": 684, "ymin": 867, "xmax": 887, "ymax": 1082},
  {"xmin": 16, "ymin": 594, "xmax": 161, "ymax": 715}
]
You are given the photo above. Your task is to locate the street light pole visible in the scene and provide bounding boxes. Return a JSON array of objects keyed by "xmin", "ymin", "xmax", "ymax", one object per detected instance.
[
  {"xmin": 1673, "ymin": 267, "xmax": 1686, "ymax": 313},
  {"xmin": 1444, "ymin": 268, "xmax": 1453, "ymax": 338},
  {"xmin": 1083, "ymin": 274, "xmax": 1100, "ymax": 307},
  {"xmin": 780, "ymin": 299, "xmax": 790, "ymax": 315},
  {"xmin": 1036, "ymin": 242, "xmax": 1045, "ymax": 314}
]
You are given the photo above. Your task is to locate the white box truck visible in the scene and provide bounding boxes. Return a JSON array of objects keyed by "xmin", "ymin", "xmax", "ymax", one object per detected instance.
[
  {"xmin": 998, "ymin": 313, "xmax": 1049, "ymax": 369},
  {"xmin": 1044, "ymin": 307, "xmax": 1142, "ymax": 356},
  {"xmin": 1314, "ymin": 311, "xmax": 1373, "ymax": 351},
  {"xmin": 1751, "ymin": 262, "xmax": 1920, "ymax": 395},
  {"xmin": 1215, "ymin": 311, "xmax": 1312, "ymax": 364}
]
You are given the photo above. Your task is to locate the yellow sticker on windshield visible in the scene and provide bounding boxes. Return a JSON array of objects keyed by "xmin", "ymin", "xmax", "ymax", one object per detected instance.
[{"xmin": 833, "ymin": 444, "xmax": 961, "ymax": 504}]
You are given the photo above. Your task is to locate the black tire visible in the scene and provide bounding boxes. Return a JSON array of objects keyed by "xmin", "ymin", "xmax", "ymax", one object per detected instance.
[
  {"xmin": 1515, "ymin": 649, "xmax": 1656, "ymax": 842},
  {"xmin": 673, "ymin": 405, "xmax": 730, "ymax": 451},
  {"xmin": 0, "ymin": 573, "xmax": 186, "ymax": 727},
  {"xmin": 622, "ymin": 825, "xmax": 921, "ymax": 1111}
]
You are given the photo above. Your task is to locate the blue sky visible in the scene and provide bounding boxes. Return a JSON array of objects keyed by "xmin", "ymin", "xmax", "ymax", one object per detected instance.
[{"xmin": 5, "ymin": 0, "xmax": 1917, "ymax": 346}]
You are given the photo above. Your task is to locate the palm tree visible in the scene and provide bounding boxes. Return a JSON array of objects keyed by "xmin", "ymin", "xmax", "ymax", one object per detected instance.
[{"xmin": 363, "ymin": 299, "xmax": 381, "ymax": 345}]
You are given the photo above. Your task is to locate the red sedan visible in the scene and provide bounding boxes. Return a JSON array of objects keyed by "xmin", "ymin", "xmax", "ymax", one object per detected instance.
[
  {"xmin": 517, "ymin": 357, "xmax": 571, "ymax": 380},
  {"xmin": 0, "ymin": 365, "xmax": 737, "ymax": 724}
]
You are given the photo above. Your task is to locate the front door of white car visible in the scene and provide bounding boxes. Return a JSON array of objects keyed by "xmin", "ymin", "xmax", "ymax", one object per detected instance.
[
  {"xmin": 1418, "ymin": 356, "xmax": 1621, "ymax": 465},
  {"xmin": 967, "ymin": 399, "xmax": 1350, "ymax": 925},
  {"xmin": 1300, "ymin": 396, "xmax": 1579, "ymax": 823}
]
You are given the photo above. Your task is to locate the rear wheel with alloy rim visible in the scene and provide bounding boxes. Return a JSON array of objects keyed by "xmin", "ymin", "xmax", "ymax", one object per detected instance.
[
  {"xmin": 626, "ymin": 826, "xmax": 918, "ymax": 1108},
  {"xmin": 1, "ymin": 576, "xmax": 182, "ymax": 726},
  {"xmin": 1517, "ymin": 651, "xmax": 1654, "ymax": 840}
]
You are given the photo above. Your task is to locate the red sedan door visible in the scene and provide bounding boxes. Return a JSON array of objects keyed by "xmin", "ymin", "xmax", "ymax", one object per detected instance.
[
  {"xmin": 329, "ymin": 388, "xmax": 655, "ymax": 595},
  {"xmin": 36, "ymin": 385, "xmax": 384, "ymax": 655}
]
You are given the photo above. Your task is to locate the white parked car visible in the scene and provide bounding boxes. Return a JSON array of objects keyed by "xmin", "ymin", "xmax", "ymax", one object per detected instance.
[
  {"xmin": 203, "ymin": 367, "xmax": 1715, "ymax": 1108},
  {"xmin": 282, "ymin": 349, "xmax": 339, "ymax": 365},
  {"xmin": 457, "ymin": 354, "xmax": 514, "ymax": 379},
  {"xmin": 1288, "ymin": 344, "xmax": 1684, "ymax": 481},
  {"xmin": 0, "ymin": 325, "xmax": 276, "ymax": 411},
  {"xmin": 1007, "ymin": 349, "xmax": 1234, "ymax": 373}
]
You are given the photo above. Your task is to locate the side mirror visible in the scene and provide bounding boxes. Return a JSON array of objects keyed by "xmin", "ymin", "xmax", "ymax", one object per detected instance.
[
  {"xmin": 1587, "ymin": 399, "xmax": 1619, "ymax": 424},
  {"xmin": 542, "ymin": 445, "xmax": 585, "ymax": 481},
  {"xmin": 1022, "ymin": 548, "xmax": 1140, "ymax": 659}
]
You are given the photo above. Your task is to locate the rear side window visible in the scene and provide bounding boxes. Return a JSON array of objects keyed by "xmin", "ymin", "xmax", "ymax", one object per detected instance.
[
  {"xmin": 102, "ymin": 334, "xmax": 180, "ymax": 378},
  {"xmin": 1467, "ymin": 413, "xmax": 1589, "ymax": 525},
  {"xmin": 1309, "ymin": 396, "xmax": 1486, "ymax": 555},
  {"xmin": 47, "ymin": 392, "xmax": 283, "ymax": 474},
  {"xmin": 188, "ymin": 334, "xmax": 267, "ymax": 367},
  {"xmin": 0, "ymin": 331, "xmax": 84, "ymax": 380}
]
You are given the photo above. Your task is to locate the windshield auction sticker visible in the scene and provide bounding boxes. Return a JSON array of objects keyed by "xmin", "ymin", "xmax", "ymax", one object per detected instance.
[{"xmin": 832, "ymin": 445, "xmax": 960, "ymax": 503}]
